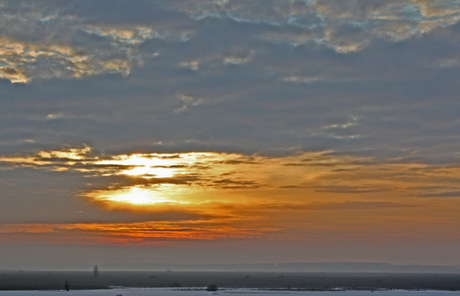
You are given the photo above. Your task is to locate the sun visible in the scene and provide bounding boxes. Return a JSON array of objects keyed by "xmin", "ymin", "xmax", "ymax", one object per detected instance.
[
  {"xmin": 92, "ymin": 186, "xmax": 173, "ymax": 206},
  {"xmin": 85, "ymin": 152, "xmax": 233, "ymax": 209},
  {"xmin": 121, "ymin": 166, "xmax": 174, "ymax": 178},
  {"xmin": 98, "ymin": 154, "xmax": 179, "ymax": 178}
]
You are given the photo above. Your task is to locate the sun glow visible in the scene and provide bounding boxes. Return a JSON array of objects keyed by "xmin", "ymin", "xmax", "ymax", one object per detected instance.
[
  {"xmin": 93, "ymin": 186, "xmax": 176, "ymax": 206},
  {"xmin": 121, "ymin": 166, "xmax": 174, "ymax": 178},
  {"xmin": 86, "ymin": 152, "xmax": 235, "ymax": 209},
  {"xmin": 78, "ymin": 151, "xmax": 367, "ymax": 210},
  {"xmin": 98, "ymin": 153, "xmax": 187, "ymax": 178}
]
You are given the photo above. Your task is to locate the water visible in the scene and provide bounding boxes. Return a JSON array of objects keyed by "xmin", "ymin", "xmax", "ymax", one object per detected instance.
[{"xmin": 0, "ymin": 288, "xmax": 459, "ymax": 296}]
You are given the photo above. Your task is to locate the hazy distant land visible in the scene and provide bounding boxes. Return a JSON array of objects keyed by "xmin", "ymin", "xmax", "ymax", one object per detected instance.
[{"xmin": 1, "ymin": 270, "xmax": 460, "ymax": 291}]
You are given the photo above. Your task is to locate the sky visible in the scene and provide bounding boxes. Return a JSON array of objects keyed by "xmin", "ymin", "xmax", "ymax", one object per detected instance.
[{"xmin": 1, "ymin": 0, "xmax": 460, "ymax": 270}]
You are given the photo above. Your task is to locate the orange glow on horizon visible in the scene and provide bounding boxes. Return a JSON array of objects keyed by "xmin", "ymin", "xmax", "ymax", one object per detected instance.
[{"xmin": 1, "ymin": 147, "xmax": 460, "ymax": 247}]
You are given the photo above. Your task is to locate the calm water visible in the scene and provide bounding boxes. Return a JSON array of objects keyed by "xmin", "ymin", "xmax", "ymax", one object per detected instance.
[{"xmin": 0, "ymin": 289, "xmax": 459, "ymax": 296}]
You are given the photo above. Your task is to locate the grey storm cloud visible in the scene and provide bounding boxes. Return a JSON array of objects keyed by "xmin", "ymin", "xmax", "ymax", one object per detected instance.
[{"xmin": 1, "ymin": 0, "xmax": 460, "ymax": 161}]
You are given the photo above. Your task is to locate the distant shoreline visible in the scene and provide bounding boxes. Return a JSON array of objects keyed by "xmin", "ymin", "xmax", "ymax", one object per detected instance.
[
  {"xmin": 3, "ymin": 262, "xmax": 459, "ymax": 274},
  {"xmin": 1, "ymin": 271, "xmax": 460, "ymax": 291},
  {"xmin": 1, "ymin": 287, "xmax": 460, "ymax": 296}
]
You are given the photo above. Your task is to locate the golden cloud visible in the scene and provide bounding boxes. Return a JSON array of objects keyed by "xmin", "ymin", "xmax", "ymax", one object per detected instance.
[
  {"xmin": 2, "ymin": 146, "xmax": 460, "ymax": 244},
  {"xmin": 0, "ymin": 36, "xmax": 132, "ymax": 83}
]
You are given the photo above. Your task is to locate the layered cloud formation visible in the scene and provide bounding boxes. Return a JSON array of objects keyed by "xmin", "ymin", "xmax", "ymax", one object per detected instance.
[
  {"xmin": 1, "ymin": 0, "xmax": 460, "ymax": 162},
  {"xmin": 1, "ymin": 1, "xmax": 460, "ymax": 267},
  {"xmin": 2, "ymin": 1, "xmax": 460, "ymax": 82},
  {"xmin": 1, "ymin": 146, "xmax": 459, "ymax": 247}
]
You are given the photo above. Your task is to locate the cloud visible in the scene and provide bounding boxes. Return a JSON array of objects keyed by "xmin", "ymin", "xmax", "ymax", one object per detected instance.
[
  {"xmin": 2, "ymin": 145, "xmax": 460, "ymax": 247},
  {"xmin": 0, "ymin": 2, "xmax": 185, "ymax": 83},
  {"xmin": 1, "ymin": 0, "xmax": 459, "ymax": 165},
  {"xmin": 323, "ymin": 116, "xmax": 359, "ymax": 130},
  {"xmin": 282, "ymin": 75, "xmax": 327, "ymax": 84},
  {"xmin": 223, "ymin": 50, "xmax": 254, "ymax": 65},
  {"xmin": 212, "ymin": 178, "xmax": 260, "ymax": 189},
  {"xmin": 0, "ymin": 219, "xmax": 278, "ymax": 244},
  {"xmin": 0, "ymin": 200, "xmax": 420, "ymax": 244},
  {"xmin": 174, "ymin": 94, "xmax": 204, "ymax": 113},
  {"xmin": 3, "ymin": 146, "xmax": 460, "ymax": 211},
  {"xmin": 46, "ymin": 112, "xmax": 64, "ymax": 120},
  {"xmin": 310, "ymin": 201, "xmax": 417, "ymax": 210},
  {"xmin": 178, "ymin": 60, "xmax": 200, "ymax": 71},
  {"xmin": 82, "ymin": 25, "xmax": 160, "ymax": 46},
  {"xmin": 0, "ymin": 66, "xmax": 29, "ymax": 84},
  {"xmin": 166, "ymin": 0, "xmax": 460, "ymax": 54},
  {"xmin": 413, "ymin": 0, "xmax": 460, "ymax": 18},
  {"xmin": 219, "ymin": 200, "xmax": 417, "ymax": 212},
  {"xmin": 416, "ymin": 190, "xmax": 460, "ymax": 198},
  {"xmin": 2, "ymin": 0, "xmax": 460, "ymax": 86},
  {"xmin": 1, "ymin": 1, "xmax": 460, "ymax": 267},
  {"xmin": 0, "ymin": 36, "xmax": 132, "ymax": 83},
  {"xmin": 409, "ymin": 185, "xmax": 460, "ymax": 198},
  {"xmin": 313, "ymin": 185, "xmax": 390, "ymax": 194}
]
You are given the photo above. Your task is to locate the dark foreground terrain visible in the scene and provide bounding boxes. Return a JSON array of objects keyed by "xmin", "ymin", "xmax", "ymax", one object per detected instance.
[{"xmin": 1, "ymin": 271, "xmax": 460, "ymax": 291}]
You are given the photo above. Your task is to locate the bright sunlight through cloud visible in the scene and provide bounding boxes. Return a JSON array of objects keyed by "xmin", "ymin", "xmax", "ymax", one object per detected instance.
[
  {"xmin": 2, "ymin": 146, "xmax": 460, "ymax": 247},
  {"xmin": 93, "ymin": 186, "xmax": 177, "ymax": 206}
]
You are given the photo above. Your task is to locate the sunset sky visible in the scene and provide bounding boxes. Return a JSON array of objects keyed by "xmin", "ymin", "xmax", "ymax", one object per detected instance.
[{"xmin": 1, "ymin": 0, "xmax": 460, "ymax": 270}]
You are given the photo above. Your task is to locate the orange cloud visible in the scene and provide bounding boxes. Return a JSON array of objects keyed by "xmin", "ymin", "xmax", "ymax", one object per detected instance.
[
  {"xmin": 0, "ymin": 219, "xmax": 280, "ymax": 245},
  {"xmin": 1, "ymin": 146, "xmax": 460, "ymax": 246}
]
